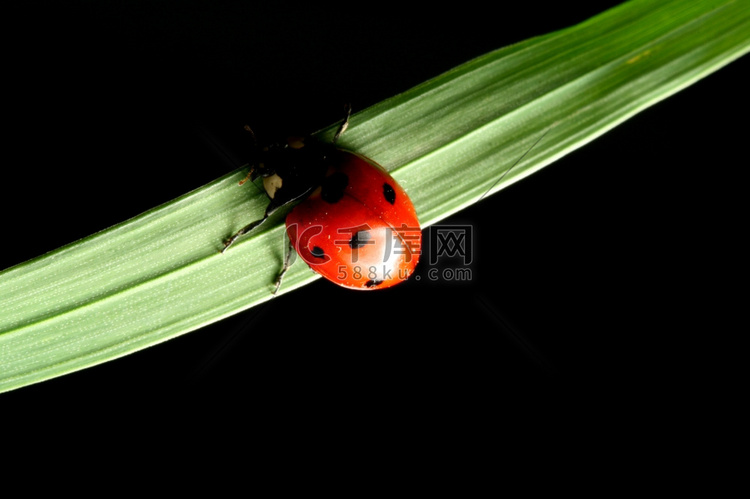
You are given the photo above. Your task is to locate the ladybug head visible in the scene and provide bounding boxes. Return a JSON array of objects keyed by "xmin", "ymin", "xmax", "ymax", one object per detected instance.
[
  {"xmin": 238, "ymin": 130, "xmax": 330, "ymax": 204},
  {"xmin": 237, "ymin": 103, "xmax": 350, "ymax": 188},
  {"xmin": 238, "ymin": 132, "xmax": 307, "ymax": 187}
]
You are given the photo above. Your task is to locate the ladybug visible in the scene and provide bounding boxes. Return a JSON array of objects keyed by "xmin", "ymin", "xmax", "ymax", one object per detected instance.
[{"xmin": 222, "ymin": 106, "xmax": 421, "ymax": 294}]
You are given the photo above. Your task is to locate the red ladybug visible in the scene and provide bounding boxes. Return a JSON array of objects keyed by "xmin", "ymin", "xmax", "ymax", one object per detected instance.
[{"xmin": 222, "ymin": 106, "xmax": 421, "ymax": 293}]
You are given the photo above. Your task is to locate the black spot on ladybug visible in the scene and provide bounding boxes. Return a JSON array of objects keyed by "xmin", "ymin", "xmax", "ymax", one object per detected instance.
[
  {"xmin": 321, "ymin": 172, "xmax": 348, "ymax": 203},
  {"xmin": 365, "ymin": 279, "xmax": 383, "ymax": 288},
  {"xmin": 383, "ymin": 183, "xmax": 396, "ymax": 205},
  {"xmin": 349, "ymin": 230, "xmax": 372, "ymax": 249},
  {"xmin": 311, "ymin": 246, "xmax": 326, "ymax": 259}
]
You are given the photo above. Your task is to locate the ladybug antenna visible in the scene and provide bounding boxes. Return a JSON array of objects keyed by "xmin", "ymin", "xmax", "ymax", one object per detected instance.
[
  {"xmin": 478, "ymin": 121, "xmax": 559, "ymax": 201},
  {"xmin": 239, "ymin": 124, "xmax": 261, "ymax": 187},
  {"xmin": 332, "ymin": 103, "xmax": 352, "ymax": 144},
  {"xmin": 243, "ymin": 124, "xmax": 257, "ymax": 145}
]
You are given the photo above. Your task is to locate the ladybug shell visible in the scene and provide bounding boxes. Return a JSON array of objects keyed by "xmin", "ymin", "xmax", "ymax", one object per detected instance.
[{"xmin": 286, "ymin": 150, "xmax": 421, "ymax": 290}]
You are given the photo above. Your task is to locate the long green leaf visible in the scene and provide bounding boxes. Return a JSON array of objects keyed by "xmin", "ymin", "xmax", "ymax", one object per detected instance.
[{"xmin": 1, "ymin": 0, "xmax": 748, "ymax": 393}]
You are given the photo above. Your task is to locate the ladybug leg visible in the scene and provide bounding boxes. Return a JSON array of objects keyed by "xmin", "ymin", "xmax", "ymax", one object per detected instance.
[
  {"xmin": 221, "ymin": 216, "xmax": 266, "ymax": 253},
  {"xmin": 332, "ymin": 103, "xmax": 352, "ymax": 144},
  {"xmin": 273, "ymin": 233, "xmax": 297, "ymax": 295},
  {"xmin": 221, "ymin": 197, "xmax": 285, "ymax": 253}
]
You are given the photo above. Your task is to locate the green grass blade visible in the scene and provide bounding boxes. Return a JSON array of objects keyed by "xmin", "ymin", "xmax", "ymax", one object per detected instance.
[{"xmin": 1, "ymin": 0, "xmax": 748, "ymax": 393}]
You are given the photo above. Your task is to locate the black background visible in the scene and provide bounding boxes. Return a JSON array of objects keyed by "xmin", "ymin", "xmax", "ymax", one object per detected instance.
[{"xmin": 3, "ymin": 1, "xmax": 746, "ymax": 408}]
